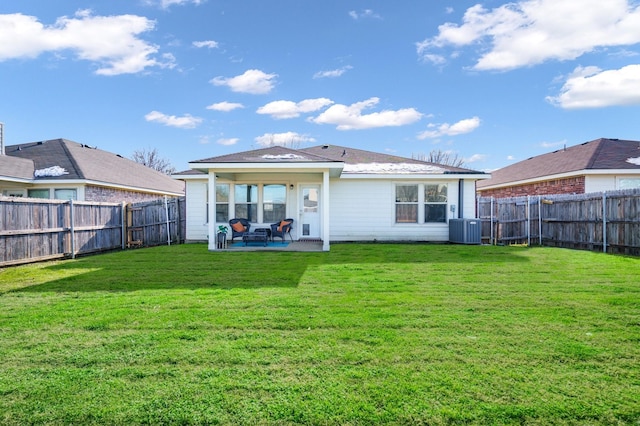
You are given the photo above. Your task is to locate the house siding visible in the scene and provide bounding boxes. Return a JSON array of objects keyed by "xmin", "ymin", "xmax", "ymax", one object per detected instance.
[
  {"xmin": 85, "ymin": 185, "xmax": 167, "ymax": 203},
  {"xmin": 329, "ymin": 179, "xmax": 453, "ymax": 242},
  {"xmin": 478, "ymin": 176, "xmax": 586, "ymax": 198}
]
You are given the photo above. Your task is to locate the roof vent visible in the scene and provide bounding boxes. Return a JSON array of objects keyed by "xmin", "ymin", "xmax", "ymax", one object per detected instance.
[
  {"xmin": 37, "ymin": 141, "xmax": 44, "ymax": 145},
  {"xmin": 322, "ymin": 145, "xmax": 329, "ymax": 149},
  {"xmin": 341, "ymin": 149, "xmax": 346, "ymax": 157}
]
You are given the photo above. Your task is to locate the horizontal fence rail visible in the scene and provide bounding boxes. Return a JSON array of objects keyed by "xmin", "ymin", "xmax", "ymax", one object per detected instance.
[
  {"xmin": 0, "ymin": 196, "xmax": 185, "ymax": 267},
  {"xmin": 478, "ymin": 189, "xmax": 640, "ymax": 255}
]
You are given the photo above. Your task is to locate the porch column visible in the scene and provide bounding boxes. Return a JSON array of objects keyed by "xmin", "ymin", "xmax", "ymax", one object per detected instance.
[
  {"xmin": 208, "ymin": 171, "xmax": 217, "ymax": 251},
  {"xmin": 322, "ymin": 170, "xmax": 330, "ymax": 251}
]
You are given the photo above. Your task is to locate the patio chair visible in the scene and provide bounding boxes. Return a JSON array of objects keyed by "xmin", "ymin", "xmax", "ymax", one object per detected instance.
[
  {"xmin": 229, "ymin": 218, "xmax": 251, "ymax": 242},
  {"xmin": 270, "ymin": 218, "xmax": 294, "ymax": 242}
]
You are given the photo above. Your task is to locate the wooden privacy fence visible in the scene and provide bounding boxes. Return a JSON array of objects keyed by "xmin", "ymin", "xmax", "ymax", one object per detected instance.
[
  {"xmin": 0, "ymin": 196, "xmax": 185, "ymax": 267},
  {"xmin": 477, "ymin": 189, "xmax": 640, "ymax": 255}
]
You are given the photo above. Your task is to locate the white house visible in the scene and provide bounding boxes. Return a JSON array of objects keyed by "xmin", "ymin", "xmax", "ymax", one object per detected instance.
[{"xmin": 174, "ymin": 145, "xmax": 489, "ymax": 251}]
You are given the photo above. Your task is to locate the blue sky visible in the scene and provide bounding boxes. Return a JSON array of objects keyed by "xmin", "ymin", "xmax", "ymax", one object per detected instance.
[{"xmin": 1, "ymin": 0, "xmax": 640, "ymax": 172}]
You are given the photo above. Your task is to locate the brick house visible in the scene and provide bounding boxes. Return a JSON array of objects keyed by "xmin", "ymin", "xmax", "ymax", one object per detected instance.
[
  {"xmin": 0, "ymin": 138, "xmax": 184, "ymax": 202},
  {"xmin": 477, "ymin": 138, "xmax": 640, "ymax": 198}
]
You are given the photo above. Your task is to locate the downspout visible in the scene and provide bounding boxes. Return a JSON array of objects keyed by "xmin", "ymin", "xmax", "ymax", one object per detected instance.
[{"xmin": 458, "ymin": 179, "xmax": 464, "ymax": 218}]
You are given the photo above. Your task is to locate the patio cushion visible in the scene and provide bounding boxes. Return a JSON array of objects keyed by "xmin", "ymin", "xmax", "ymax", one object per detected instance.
[
  {"xmin": 231, "ymin": 222, "xmax": 246, "ymax": 232},
  {"xmin": 278, "ymin": 220, "xmax": 288, "ymax": 232}
]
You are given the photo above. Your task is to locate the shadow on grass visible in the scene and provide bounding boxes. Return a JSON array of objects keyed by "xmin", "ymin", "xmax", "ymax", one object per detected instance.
[{"xmin": 12, "ymin": 243, "xmax": 530, "ymax": 293}]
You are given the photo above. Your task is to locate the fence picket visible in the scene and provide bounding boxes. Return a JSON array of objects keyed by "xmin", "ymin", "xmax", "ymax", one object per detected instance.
[
  {"xmin": 478, "ymin": 188, "xmax": 640, "ymax": 255},
  {"xmin": 0, "ymin": 196, "xmax": 186, "ymax": 267}
]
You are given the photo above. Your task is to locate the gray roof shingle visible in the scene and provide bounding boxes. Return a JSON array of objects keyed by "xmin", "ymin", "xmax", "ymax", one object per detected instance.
[
  {"xmin": 4, "ymin": 139, "xmax": 184, "ymax": 195},
  {"xmin": 477, "ymin": 138, "xmax": 640, "ymax": 189},
  {"xmin": 188, "ymin": 144, "xmax": 484, "ymax": 175}
]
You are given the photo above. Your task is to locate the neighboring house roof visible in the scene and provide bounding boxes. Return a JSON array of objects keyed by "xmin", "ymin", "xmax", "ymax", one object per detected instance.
[
  {"xmin": 183, "ymin": 144, "xmax": 486, "ymax": 177},
  {"xmin": 3, "ymin": 138, "xmax": 184, "ymax": 195},
  {"xmin": 0, "ymin": 155, "xmax": 34, "ymax": 181},
  {"xmin": 477, "ymin": 138, "xmax": 640, "ymax": 189}
]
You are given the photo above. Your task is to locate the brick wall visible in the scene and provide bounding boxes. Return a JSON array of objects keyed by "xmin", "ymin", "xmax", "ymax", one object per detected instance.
[
  {"xmin": 85, "ymin": 185, "xmax": 169, "ymax": 203},
  {"xmin": 478, "ymin": 176, "xmax": 586, "ymax": 198}
]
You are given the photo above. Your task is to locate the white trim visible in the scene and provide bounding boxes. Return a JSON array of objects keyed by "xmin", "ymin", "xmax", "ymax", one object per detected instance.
[
  {"xmin": 322, "ymin": 171, "xmax": 330, "ymax": 251},
  {"xmin": 208, "ymin": 172, "xmax": 217, "ymax": 251}
]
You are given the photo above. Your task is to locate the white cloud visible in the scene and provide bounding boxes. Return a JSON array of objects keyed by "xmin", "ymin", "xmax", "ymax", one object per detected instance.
[
  {"xmin": 349, "ymin": 9, "xmax": 382, "ymax": 20},
  {"xmin": 206, "ymin": 101, "xmax": 244, "ymax": 112},
  {"xmin": 417, "ymin": 117, "xmax": 481, "ymax": 139},
  {"xmin": 417, "ymin": 0, "xmax": 640, "ymax": 71},
  {"xmin": 257, "ymin": 98, "xmax": 334, "ymax": 119},
  {"xmin": 145, "ymin": 111, "xmax": 203, "ymax": 129},
  {"xmin": 147, "ymin": 0, "xmax": 203, "ymax": 9},
  {"xmin": 217, "ymin": 138, "xmax": 239, "ymax": 146},
  {"xmin": 193, "ymin": 40, "xmax": 219, "ymax": 49},
  {"xmin": 0, "ymin": 10, "xmax": 172, "ymax": 75},
  {"xmin": 309, "ymin": 97, "xmax": 422, "ymax": 130},
  {"xmin": 255, "ymin": 132, "xmax": 316, "ymax": 147},
  {"xmin": 313, "ymin": 65, "xmax": 353, "ymax": 79},
  {"xmin": 540, "ymin": 139, "xmax": 567, "ymax": 148},
  {"xmin": 465, "ymin": 154, "xmax": 487, "ymax": 163},
  {"xmin": 210, "ymin": 69, "xmax": 277, "ymax": 94},
  {"xmin": 546, "ymin": 65, "xmax": 640, "ymax": 108}
]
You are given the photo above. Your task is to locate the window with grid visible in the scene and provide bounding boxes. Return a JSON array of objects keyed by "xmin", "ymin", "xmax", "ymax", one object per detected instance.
[
  {"xmin": 395, "ymin": 184, "xmax": 418, "ymax": 223},
  {"xmin": 425, "ymin": 184, "xmax": 447, "ymax": 222},
  {"xmin": 215, "ymin": 183, "xmax": 229, "ymax": 222},
  {"xmin": 263, "ymin": 184, "xmax": 286, "ymax": 223},
  {"xmin": 234, "ymin": 184, "xmax": 258, "ymax": 222}
]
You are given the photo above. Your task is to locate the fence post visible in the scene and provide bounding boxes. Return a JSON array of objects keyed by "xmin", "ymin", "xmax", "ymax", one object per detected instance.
[
  {"xmin": 121, "ymin": 202, "xmax": 126, "ymax": 250},
  {"xmin": 602, "ymin": 192, "xmax": 607, "ymax": 253},
  {"xmin": 527, "ymin": 195, "xmax": 531, "ymax": 246},
  {"xmin": 164, "ymin": 195, "xmax": 171, "ymax": 246},
  {"xmin": 490, "ymin": 197, "xmax": 495, "ymax": 245},
  {"xmin": 538, "ymin": 195, "xmax": 542, "ymax": 246},
  {"xmin": 69, "ymin": 199, "xmax": 76, "ymax": 259}
]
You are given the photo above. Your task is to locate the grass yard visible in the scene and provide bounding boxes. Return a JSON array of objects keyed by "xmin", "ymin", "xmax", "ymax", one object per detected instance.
[{"xmin": 0, "ymin": 243, "xmax": 639, "ymax": 425}]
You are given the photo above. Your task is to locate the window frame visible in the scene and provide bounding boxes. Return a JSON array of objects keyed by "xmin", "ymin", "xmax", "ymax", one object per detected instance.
[{"xmin": 394, "ymin": 182, "xmax": 450, "ymax": 224}]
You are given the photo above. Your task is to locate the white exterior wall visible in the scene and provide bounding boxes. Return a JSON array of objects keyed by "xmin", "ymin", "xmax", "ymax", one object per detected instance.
[
  {"xmin": 185, "ymin": 180, "xmax": 208, "ymax": 241},
  {"xmin": 585, "ymin": 175, "xmax": 616, "ymax": 193},
  {"xmin": 329, "ymin": 178, "xmax": 461, "ymax": 242},
  {"xmin": 462, "ymin": 180, "xmax": 478, "ymax": 218},
  {"xmin": 183, "ymin": 175, "xmax": 481, "ymax": 243},
  {"xmin": 585, "ymin": 174, "xmax": 640, "ymax": 192}
]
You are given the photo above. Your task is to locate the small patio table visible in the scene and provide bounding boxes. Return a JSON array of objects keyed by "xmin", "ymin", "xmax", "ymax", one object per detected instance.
[{"xmin": 242, "ymin": 229, "xmax": 269, "ymax": 246}]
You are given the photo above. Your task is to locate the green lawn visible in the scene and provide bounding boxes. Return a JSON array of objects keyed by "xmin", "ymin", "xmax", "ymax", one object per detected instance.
[{"xmin": 1, "ymin": 243, "xmax": 639, "ymax": 425}]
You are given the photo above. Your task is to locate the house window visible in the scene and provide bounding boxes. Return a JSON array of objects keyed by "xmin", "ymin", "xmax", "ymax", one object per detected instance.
[
  {"xmin": 234, "ymin": 184, "xmax": 258, "ymax": 222},
  {"xmin": 3, "ymin": 190, "xmax": 25, "ymax": 197},
  {"xmin": 54, "ymin": 189, "xmax": 77, "ymax": 200},
  {"xmin": 263, "ymin": 184, "xmax": 286, "ymax": 223},
  {"xmin": 619, "ymin": 178, "xmax": 640, "ymax": 189},
  {"xmin": 396, "ymin": 184, "xmax": 418, "ymax": 223},
  {"xmin": 425, "ymin": 184, "xmax": 447, "ymax": 222},
  {"xmin": 28, "ymin": 188, "xmax": 50, "ymax": 199},
  {"xmin": 216, "ymin": 184, "xmax": 229, "ymax": 222}
]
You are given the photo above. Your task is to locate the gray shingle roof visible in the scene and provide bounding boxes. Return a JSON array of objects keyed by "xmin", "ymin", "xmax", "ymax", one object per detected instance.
[
  {"xmin": 188, "ymin": 144, "xmax": 484, "ymax": 175},
  {"xmin": 4, "ymin": 139, "xmax": 184, "ymax": 195},
  {"xmin": 0, "ymin": 155, "xmax": 34, "ymax": 180},
  {"xmin": 191, "ymin": 145, "xmax": 340, "ymax": 164},
  {"xmin": 477, "ymin": 138, "xmax": 640, "ymax": 189}
]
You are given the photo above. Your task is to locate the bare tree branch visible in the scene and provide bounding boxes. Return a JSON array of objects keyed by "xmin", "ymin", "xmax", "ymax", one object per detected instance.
[
  {"xmin": 131, "ymin": 147, "xmax": 176, "ymax": 175},
  {"xmin": 412, "ymin": 149, "xmax": 465, "ymax": 168}
]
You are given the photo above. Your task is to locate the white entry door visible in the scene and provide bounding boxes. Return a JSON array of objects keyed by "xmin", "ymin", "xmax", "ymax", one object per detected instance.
[{"xmin": 300, "ymin": 185, "xmax": 320, "ymax": 239}]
